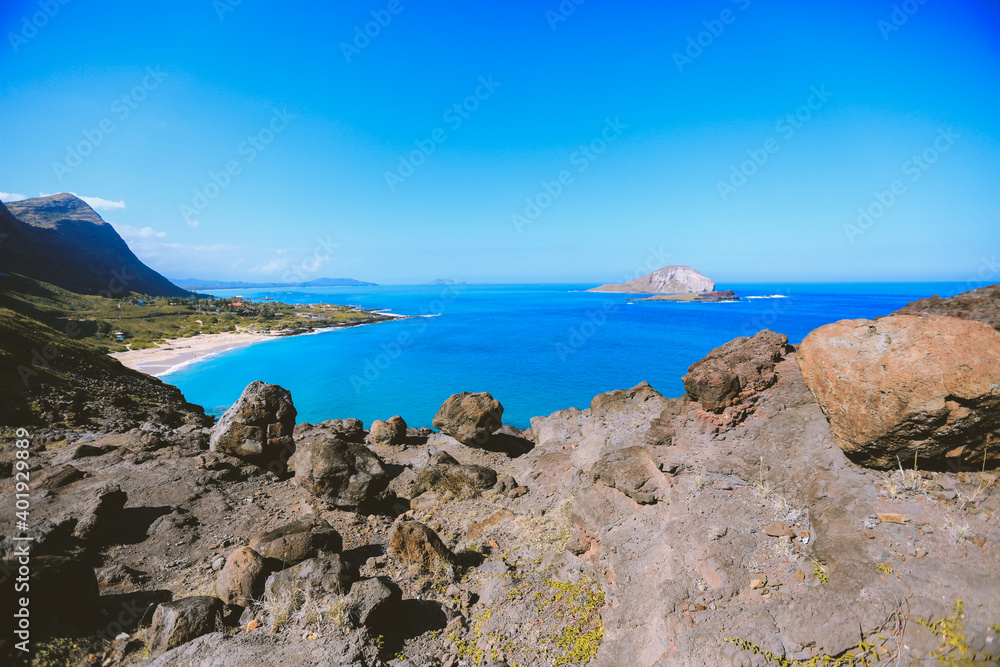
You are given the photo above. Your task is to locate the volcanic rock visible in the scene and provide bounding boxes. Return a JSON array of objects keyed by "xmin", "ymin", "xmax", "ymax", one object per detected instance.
[
  {"xmin": 797, "ymin": 314, "xmax": 1000, "ymax": 469},
  {"xmin": 288, "ymin": 438, "xmax": 389, "ymax": 509},
  {"xmin": 210, "ymin": 381, "xmax": 297, "ymax": 470},
  {"xmin": 683, "ymin": 329, "xmax": 792, "ymax": 413},
  {"xmin": 432, "ymin": 392, "xmax": 504, "ymax": 446}
]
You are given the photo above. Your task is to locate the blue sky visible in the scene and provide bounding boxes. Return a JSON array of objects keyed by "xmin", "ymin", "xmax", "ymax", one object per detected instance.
[{"xmin": 1, "ymin": 0, "xmax": 998, "ymax": 285}]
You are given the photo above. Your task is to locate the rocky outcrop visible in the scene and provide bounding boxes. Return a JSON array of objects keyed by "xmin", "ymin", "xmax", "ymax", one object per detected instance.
[
  {"xmin": 683, "ymin": 329, "xmax": 792, "ymax": 418},
  {"xmin": 894, "ymin": 283, "xmax": 1000, "ymax": 331},
  {"xmin": 432, "ymin": 392, "xmax": 504, "ymax": 446},
  {"xmin": 588, "ymin": 265, "xmax": 715, "ymax": 294},
  {"xmin": 248, "ymin": 517, "xmax": 342, "ymax": 568},
  {"xmin": 73, "ymin": 483, "xmax": 127, "ymax": 544},
  {"xmin": 210, "ymin": 381, "xmax": 296, "ymax": 469},
  {"xmin": 591, "ymin": 445, "xmax": 665, "ymax": 504},
  {"xmin": 148, "ymin": 597, "xmax": 224, "ymax": 657},
  {"xmin": 288, "ymin": 439, "xmax": 389, "ymax": 508},
  {"xmin": 368, "ymin": 415, "xmax": 407, "ymax": 446},
  {"xmin": 797, "ymin": 314, "xmax": 1000, "ymax": 468}
]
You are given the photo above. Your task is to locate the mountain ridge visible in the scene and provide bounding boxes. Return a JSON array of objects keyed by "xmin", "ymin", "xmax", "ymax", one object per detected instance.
[{"xmin": 1, "ymin": 193, "xmax": 190, "ymax": 298}]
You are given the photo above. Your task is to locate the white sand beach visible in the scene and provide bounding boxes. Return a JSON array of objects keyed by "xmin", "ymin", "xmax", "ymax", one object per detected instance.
[{"xmin": 109, "ymin": 332, "xmax": 273, "ymax": 377}]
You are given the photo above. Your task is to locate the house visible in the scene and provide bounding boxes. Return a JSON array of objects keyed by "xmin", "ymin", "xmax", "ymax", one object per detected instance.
[{"xmin": 114, "ymin": 332, "xmax": 125, "ymax": 341}]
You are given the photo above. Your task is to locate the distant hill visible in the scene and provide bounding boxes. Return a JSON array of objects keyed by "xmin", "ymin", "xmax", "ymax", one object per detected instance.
[
  {"xmin": 588, "ymin": 265, "xmax": 715, "ymax": 294},
  {"xmin": 172, "ymin": 277, "xmax": 378, "ymax": 290},
  {"xmin": 1, "ymin": 193, "xmax": 190, "ymax": 298}
]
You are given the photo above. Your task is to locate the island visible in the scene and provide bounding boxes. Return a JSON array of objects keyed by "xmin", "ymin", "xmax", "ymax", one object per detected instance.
[
  {"xmin": 587, "ymin": 264, "xmax": 717, "ymax": 294},
  {"xmin": 630, "ymin": 289, "xmax": 740, "ymax": 303}
]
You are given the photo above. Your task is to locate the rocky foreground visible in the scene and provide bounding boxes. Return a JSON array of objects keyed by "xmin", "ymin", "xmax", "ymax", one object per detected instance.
[{"xmin": 2, "ymin": 289, "xmax": 1000, "ymax": 666}]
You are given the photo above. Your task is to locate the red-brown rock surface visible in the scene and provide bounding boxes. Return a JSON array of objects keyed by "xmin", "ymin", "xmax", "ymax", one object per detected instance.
[{"xmin": 797, "ymin": 314, "xmax": 1000, "ymax": 468}]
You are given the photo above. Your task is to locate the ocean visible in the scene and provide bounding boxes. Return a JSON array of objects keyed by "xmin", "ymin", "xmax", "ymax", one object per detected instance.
[{"xmin": 161, "ymin": 282, "xmax": 967, "ymax": 429}]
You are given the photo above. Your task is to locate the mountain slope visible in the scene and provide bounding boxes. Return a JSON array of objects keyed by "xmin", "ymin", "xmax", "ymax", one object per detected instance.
[
  {"xmin": 587, "ymin": 264, "xmax": 715, "ymax": 294},
  {"xmin": 1, "ymin": 193, "xmax": 189, "ymax": 297}
]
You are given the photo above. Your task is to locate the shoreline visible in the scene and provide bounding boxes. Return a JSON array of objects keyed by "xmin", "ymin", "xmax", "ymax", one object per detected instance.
[
  {"xmin": 110, "ymin": 314, "xmax": 406, "ymax": 378},
  {"xmin": 109, "ymin": 331, "xmax": 277, "ymax": 377}
]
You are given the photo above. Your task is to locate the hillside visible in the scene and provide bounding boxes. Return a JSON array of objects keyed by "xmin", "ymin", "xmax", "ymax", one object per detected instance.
[
  {"xmin": 1, "ymin": 193, "xmax": 189, "ymax": 298},
  {"xmin": 588, "ymin": 265, "xmax": 716, "ymax": 294}
]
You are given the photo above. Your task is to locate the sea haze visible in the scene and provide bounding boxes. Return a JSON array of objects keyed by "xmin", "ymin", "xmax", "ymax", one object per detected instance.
[{"xmin": 162, "ymin": 282, "xmax": 966, "ymax": 429}]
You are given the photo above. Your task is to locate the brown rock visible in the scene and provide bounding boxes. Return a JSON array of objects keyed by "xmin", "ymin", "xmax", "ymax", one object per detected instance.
[
  {"xmin": 368, "ymin": 416, "xmax": 407, "ymax": 447},
  {"xmin": 682, "ymin": 330, "xmax": 792, "ymax": 414},
  {"xmin": 388, "ymin": 519, "xmax": 455, "ymax": 578},
  {"xmin": 432, "ymin": 392, "xmax": 503, "ymax": 446},
  {"xmin": 763, "ymin": 521, "xmax": 796, "ymax": 538},
  {"xmin": 591, "ymin": 446, "xmax": 663, "ymax": 505},
  {"xmin": 216, "ymin": 547, "xmax": 267, "ymax": 607},
  {"xmin": 797, "ymin": 315, "xmax": 1000, "ymax": 469},
  {"xmin": 894, "ymin": 283, "xmax": 1000, "ymax": 331}
]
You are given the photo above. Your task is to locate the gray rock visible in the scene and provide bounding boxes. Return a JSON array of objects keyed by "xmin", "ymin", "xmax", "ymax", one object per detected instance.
[
  {"xmin": 342, "ymin": 577, "xmax": 402, "ymax": 629},
  {"xmin": 148, "ymin": 596, "xmax": 223, "ymax": 656},
  {"xmin": 591, "ymin": 446, "xmax": 663, "ymax": 505},
  {"xmin": 73, "ymin": 483, "xmax": 127, "ymax": 544},
  {"xmin": 265, "ymin": 555, "xmax": 356, "ymax": 599},
  {"xmin": 288, "ymin": 438, "xmax": 389, "ymax": 509},
  {"xmin": 248, "ymin": 517, "xmax": 342, "ymax": 568},
  {"xmin": 209, "ymin": 381, "xmax": 296, "ymax": 470}
]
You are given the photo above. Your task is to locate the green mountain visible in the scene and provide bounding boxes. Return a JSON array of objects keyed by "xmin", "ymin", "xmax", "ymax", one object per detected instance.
[{"xmin": 0, "ymin": 193, "xmax": 189, "ymax": 297}]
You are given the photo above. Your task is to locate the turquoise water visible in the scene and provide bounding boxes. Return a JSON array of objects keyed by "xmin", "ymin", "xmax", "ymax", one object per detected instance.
[{"xmin": 162, "ymin": 282, "xmax": 967, "ymax": 429}]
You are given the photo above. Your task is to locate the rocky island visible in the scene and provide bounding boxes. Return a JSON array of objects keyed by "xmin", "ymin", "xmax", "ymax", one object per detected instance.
[
  {"xmin": 2, "ymin": 265, "xmax": 999, "ymax": 665},
  {"xmin": 587, "ymin": 265, "xmax": 717, "ymax": 295}
]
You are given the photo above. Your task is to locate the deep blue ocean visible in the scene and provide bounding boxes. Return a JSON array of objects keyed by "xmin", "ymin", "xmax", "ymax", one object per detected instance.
[{"xmin": 162, "ymin": 283, "xmax": 968, "ymax": 429}]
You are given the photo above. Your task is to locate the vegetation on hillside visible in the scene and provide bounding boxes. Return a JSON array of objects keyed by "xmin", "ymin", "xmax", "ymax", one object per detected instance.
[{"xmin": 0, "ymin": 273, "xmax": 381, "ymax": 352}]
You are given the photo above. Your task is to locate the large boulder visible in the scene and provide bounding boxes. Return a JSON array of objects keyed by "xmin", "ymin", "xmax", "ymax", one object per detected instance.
[
  {"xmin": 368, "ymin": 416, "xmax": 407, "ymax": 447},
  {"xmin": 342, "ymin": 577, "xmax": 402, "ymax": 630},
  {"xmin": 248, "ymin": 517, "xmax": 342, "ymax": 568},
  {"xmin": 388, "ymin": 519, "xmax": 455, "ymax": 579},
  {"xmin": 265, "ymin": 555, "xmax": 356, "ymax": 599},
  {"xmin": 797, "ymin": 315, "xmax": 1000, "ymax": 469},
  {"xmin": 683, "ymin": 330, "xmax": 792, "ymax": 414},
  {"xmin": 216, "ymin": 547, "xmax": 268, "ymax": 607},
  {"xmin": 432, "ymin": 392, "xmax": 504, "ymax": 446},
  {"xmin": 288, "ymin": 439, "xmax": 389, "ymax": 509},
  {"xmin": 210, "ymin": 381, "xmax": 297, "ymax": 468},
  {"xmin": 148, "ymin": 597, "xmax": 223, "ymax": 656}
]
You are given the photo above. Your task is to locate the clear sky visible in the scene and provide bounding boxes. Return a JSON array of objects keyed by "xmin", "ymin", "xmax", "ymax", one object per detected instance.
[{"xmin": 1, "ymin": 0, "xmax": 998, "ymax": 284}]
